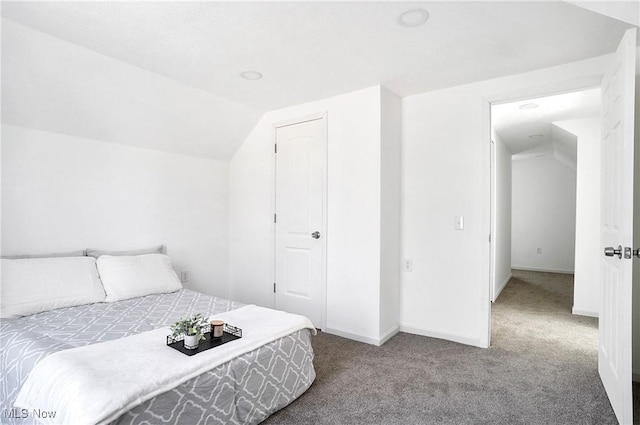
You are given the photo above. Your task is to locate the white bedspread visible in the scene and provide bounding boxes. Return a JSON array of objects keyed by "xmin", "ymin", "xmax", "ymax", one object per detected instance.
[{"xmin": 14, "ymin": 305, "xmax": 316, "ymax": 425}]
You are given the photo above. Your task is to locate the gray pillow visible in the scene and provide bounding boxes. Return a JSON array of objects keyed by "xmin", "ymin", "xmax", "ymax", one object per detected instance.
[
  {"xmin": 1, "ymin": 250, "xmax": 86, "ymax": 259},
  {"xmin": 86, "ymin": 245, "xmax": 166, "ymax": 258}
]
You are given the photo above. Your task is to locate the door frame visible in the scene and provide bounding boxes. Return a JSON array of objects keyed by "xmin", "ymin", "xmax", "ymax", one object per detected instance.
[
  {"xmin": 482, "ymin": 77, "xmax": 604, "ymax": 347},
  {"xmin": 272, "ymin": 112, "xmax": 328, "ymax": 330}
]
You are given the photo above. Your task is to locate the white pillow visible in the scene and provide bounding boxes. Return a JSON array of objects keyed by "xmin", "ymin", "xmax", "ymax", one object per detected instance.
[
  {"xmin": 1, "ymin": 257, "xmax": 106, "ymax": 318},
  {"xmin": 96, "ymin": 254, "xmax": 182, "ymax": 302}
]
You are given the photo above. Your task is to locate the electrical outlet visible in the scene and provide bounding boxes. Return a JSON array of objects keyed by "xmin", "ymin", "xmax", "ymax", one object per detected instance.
[
  {"xmin": 180, "ymin": 270, "xmax": 189, "ymax": 283},
  {"xmin": 402, "ymin": 258, "xmax": 413, "ymax": 272},
  {"xmin": 536, "ymin": 248, "xmax": 542, "ymax": 255},
  {"xmin": 454, "ymin": 215, "xmax": 464, "ymax": 230}
]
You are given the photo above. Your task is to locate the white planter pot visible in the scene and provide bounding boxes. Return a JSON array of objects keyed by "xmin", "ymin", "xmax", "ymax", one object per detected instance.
[{"xmin": 184, "ymin": 334, "xmax": 199, "ymax": 350}]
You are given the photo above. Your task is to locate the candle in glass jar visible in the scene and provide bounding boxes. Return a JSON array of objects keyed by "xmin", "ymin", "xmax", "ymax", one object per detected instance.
[{"xmin": 210, "ymin": 320, "xmax": 224, "ymax": 338}]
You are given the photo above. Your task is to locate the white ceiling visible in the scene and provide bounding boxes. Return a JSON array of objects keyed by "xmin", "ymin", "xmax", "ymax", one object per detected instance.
[
  {"xmin": 567, "ymin": 1, "xmax": 640, "ymax": 27},
  {"xmin": 1, "ymin": 1, "xmax": 634, "ymax": 159},
  {"xmin": 492, "ymin": 88, "xmax": 601, "ymax": 167}
]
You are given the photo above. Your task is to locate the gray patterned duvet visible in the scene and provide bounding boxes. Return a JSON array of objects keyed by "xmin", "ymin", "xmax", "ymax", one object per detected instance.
[{"xmin": 0, "ymin": 289, "xmax": 315, "ymax": 425}]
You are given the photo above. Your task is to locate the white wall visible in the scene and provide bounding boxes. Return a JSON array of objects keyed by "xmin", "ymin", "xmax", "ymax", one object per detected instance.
[
  {"xmin": 511, "ymin": 157, "xmax": 577, "ymax": 273},
  {"xmin": 401, "ymin": 87, "xmax": 489, "ymax": 346},
  {"xmin": 491, "ymin": 132, "xmax": 512, "ymax": 301},
  {"xmin": 1, "ymin": 125, "xmax": 229, "ymax": 297},
  {"xmin": 555, "ymin": 118, "xmax": 601, "ymax": 317},
  {"xmin": 400, "ymin": 53, "xmax": 609, "ymax": 348},
  {"xmin": 379, "ymin": 87, "xmax": 401, "ymax": 342},
  {"xmin": 230, "ymin": 86, "xmax": 399, "ymax": 345}
]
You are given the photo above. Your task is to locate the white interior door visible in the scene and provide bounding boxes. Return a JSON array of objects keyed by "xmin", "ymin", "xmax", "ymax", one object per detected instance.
[
  {"xmin": 275, "ymin": 117, "xmax": 326, "ymax": 328},
  {"xmin": 599, "ymin": 27, "xmax": 636, "ymax": 425}
]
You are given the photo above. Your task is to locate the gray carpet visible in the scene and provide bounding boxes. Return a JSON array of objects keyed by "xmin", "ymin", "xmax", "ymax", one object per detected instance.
[
  {"xmin": 263, "ymin": 270, "xmax": 617, "ymax": 424},
  {"xmin": 634, "ymin": 382, "xmax": 640, "ymax": 424}
]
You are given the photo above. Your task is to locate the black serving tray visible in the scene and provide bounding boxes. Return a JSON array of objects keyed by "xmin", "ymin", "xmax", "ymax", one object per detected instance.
[{"xmin": 166, "ymin": 324, "xmax": 242, "ymax": 356}]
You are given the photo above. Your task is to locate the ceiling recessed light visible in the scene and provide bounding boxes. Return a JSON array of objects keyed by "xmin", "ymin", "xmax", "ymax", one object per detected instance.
[
  {"xmin": 519, "ymin": 103, "xmax": 539, "ymax": 110},
  {"xmin": 397, "ymin": 8, "xmax": 429, "ymax": 27},
  {"xmin": 528, "ymin": 134, "xmax": 544, "ymax": 139},
  {"xmin": 240, "ymin": 71, "xmax": 262, "ymax": 80}
]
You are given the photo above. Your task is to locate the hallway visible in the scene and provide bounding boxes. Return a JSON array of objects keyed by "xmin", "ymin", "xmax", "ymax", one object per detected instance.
[
  {"xmin": 492, "ymin": 270, "xmax": 615, "ymax": 423},
  {"xmin": 492, "ymin": 270, "xmax": 598, "ymax": 349}
]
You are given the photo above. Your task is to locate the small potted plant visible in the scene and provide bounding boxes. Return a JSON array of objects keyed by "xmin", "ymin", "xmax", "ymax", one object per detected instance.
[{"xmin": 170, "ymin": 313, "xmax": 208, "ymax": 350}]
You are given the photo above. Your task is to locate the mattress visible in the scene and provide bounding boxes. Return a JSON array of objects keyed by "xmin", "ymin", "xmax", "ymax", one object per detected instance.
[{"xmin": 0, "ymin": 289, "xmax": 315, "ymax": 424}]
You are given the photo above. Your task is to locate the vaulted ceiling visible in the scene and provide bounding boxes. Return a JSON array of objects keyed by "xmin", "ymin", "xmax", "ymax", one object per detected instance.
[
  {"xmin": 492, "ymin": 88, "xmax": 601, "ymax": 167},
  {"xmin": 1, "ymin": 1, "xmax": 635, "ymax": 160}
]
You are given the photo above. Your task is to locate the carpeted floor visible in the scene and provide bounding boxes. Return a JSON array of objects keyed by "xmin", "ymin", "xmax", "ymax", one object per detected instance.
[
  {"xmin": 263, "ymin": 270, "xmax": 616, "ymax": 424},
  {"xmin": 635, "ymin": 382, "xmax": 640, "ymax": 424}
]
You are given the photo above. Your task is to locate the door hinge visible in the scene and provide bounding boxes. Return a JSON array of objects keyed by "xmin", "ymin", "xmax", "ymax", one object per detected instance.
[
  {"xmin": 274, "ymin": 144, "xmax": 277, "ymax": 154},
  {"xmin": 273, "ymin": 282, "xmax": 276, "ymax": 293},
  {"xmin": 274, "ymin": 213, "xmax": 277, "ymax": 223}
]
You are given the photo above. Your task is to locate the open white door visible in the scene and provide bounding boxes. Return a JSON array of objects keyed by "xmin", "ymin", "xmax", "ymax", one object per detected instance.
[{"xmin": 599, "ymin": 27, "xmax": 636, "ymax": 425}]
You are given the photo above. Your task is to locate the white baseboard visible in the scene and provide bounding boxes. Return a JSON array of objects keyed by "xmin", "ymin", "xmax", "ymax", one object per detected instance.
[
  {"xmin": 399, "ymin": 324, "xmax": 485, "ymax": 348},
  {"xmin": 572, "ymin": 307, "xmax": 598, "ymax": 318},
  {"xmin": 324, "ymin": 327, "xmax": 397, "ymax": 346},
  {"xmin": 512, "ymin": 266, "xmax": 575, "ymax": 274},
  {"xmin": 379, "ymin": 326, "xmax": 400, "ymax": 345},
  {"xmin": 493, "ymin": 272, "xmax": 512, "ymax": 302}
]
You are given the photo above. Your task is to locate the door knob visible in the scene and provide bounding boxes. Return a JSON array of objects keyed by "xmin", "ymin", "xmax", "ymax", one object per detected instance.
[
  {"xmin": 311, "ymin": 231, "xmax": 321, "ymax": 239},
  {"xmin": 604, "ymin": 245, "xmax": 623, "ymax": 259},
  {"xmin": 634, "ymin": 249, "xmax": 640, "ymax": 258}
]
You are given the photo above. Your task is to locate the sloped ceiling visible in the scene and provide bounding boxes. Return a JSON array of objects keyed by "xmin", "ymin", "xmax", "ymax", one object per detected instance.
[
  {"xmin": 1, "ymin": 1, "xmax": 634, "ymax": 160},
  {"xmin": 2, "ymin": 19, "xmax": 262, "ymax": 160},
  {"xmin": 492, "ymin": 88, "xmax": 601, "ymax": 168}
]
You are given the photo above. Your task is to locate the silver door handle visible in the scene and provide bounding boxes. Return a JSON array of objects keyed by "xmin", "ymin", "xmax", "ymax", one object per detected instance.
[
  {"xmin": 604, "ymin": 245, "xmax": 622, "ymax": 259},
  {"xmin": 311, "ymin": 231, "xmax": 321, "ymax": 239}
]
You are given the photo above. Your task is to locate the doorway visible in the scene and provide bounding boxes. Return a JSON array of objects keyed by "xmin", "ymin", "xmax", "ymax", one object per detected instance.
[
  {"xmin": 488, "ymin": 87, "xmax": 605, "ymax": 411},
  {"xmin": 484, "ymin": 28, "xmax": 637, "ymax": 424},
  {"xmin": 490, "ymin": 88, "xmax": 602, "ymax": 317}
]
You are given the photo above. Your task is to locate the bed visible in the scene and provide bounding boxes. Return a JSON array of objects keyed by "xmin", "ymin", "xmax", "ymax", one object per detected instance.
[{"xmin": 0, "ymin": 252, "xmax": 316, "ymax": 425}]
